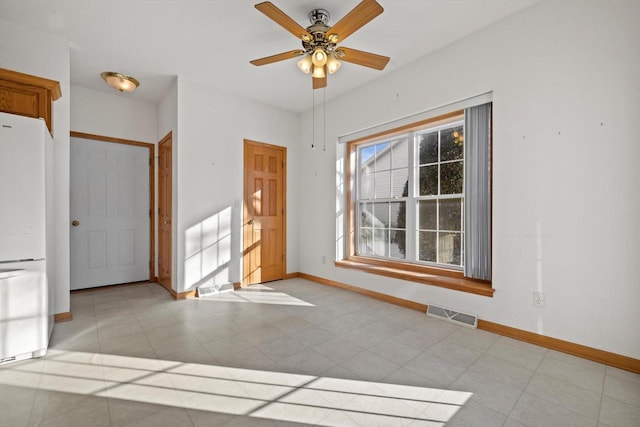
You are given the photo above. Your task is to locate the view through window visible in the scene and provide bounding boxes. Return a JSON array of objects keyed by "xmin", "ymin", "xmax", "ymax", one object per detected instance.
[{"xmin": 355, "ymin": 117, "xmax": 465, "ymax": 270}]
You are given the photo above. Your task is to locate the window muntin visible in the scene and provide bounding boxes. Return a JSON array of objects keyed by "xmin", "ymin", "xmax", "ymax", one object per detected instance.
[
  {"xmin": 355, "ymin": 119, "xmax": 464, "ymax": 269},
  {"xmin": 416, "ymin": 122, "xmax": 464, "ymax": 267},
  {"xmin": 357, "ymin": 137, "xmax": 408, "ymax": 260}
]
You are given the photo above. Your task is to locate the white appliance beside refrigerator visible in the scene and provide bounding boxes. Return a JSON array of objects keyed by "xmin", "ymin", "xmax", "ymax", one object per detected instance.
[{"xmin": 0, "ymin": 112, "xmax": 54, "ymax": 364}]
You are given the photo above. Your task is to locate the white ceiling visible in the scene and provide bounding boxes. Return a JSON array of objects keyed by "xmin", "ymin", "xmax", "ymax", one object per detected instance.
[{"xmin": 0, "ymin": 0, "xmax": 538, "ymax": 113}]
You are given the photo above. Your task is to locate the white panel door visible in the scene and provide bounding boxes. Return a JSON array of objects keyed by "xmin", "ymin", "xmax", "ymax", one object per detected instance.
[{"xmin": 70, "ymin": 137, "xmax": 149, "ymax": 289}]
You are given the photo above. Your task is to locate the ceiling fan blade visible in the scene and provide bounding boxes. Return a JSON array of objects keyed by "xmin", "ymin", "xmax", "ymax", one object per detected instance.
[
  {"xmin": 313, "ymin": 75, "xmax": 327, "ymax": 90},
  {"xmin": 250, "ymin": 49, "xmax": 305, "ymax": 66},
  {"xmin": 327, "ymin": 0, "xmax": 383, "ymax": 43},
  {"xmin": 255, "ymin": 2, "xmax": 312, "ymax": 42},
  {"xmin": 336, "ymin": 47, "xmax": 390, "ymax": 70}
]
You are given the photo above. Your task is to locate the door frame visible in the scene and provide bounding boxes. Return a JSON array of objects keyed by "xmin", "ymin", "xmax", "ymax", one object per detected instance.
[
  {"xmin": 242, "ymin": 139, "xmax": 287, "ymax": 286},
  {"xmin": 157, "ymin": 132, "xmax": 172, "ymax": 291},
  {"xmin": 70, "ymin": 131, "xmax": 156, "ymax": 281}
]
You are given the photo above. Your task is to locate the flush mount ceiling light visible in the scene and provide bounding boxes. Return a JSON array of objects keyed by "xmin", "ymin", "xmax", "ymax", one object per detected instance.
[
  {"xmin": 250, "ymin": 0, "xmax": 390, "ymax": 90},
  {"xmin": 100, "ymin": 71, "xmax": 139, "ymax": 92}
]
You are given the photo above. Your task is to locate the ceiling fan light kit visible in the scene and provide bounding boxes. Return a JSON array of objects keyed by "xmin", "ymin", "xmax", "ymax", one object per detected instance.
[
  {"xmin": 297, "ymin": 55, "xmax": 312, "ymax": 74},
  {"xmin": 312, "ymin": 48, "xmax": 327, "ymax": 67},
  {"xmin": 312, "ymin": 65, "xmax": 326, "ymax": 79},
  {"xmin": 326, "ymin": 54, "xmax": 341, "ymax": 74},
  {"xmin": 250, "ymin": 0, "xmax": 390, "ymax": 89}
]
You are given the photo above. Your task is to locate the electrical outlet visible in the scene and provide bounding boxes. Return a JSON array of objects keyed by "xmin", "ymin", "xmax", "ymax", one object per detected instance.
[{"xmin": 533, "ymin": 291, "xmax": 545, "ymax": 307}]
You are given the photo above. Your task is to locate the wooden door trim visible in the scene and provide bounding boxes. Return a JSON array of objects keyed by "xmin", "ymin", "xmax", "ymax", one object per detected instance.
[
  {"xmin": 157, "ymin": 132, "xmax": 172, "ymax": 292},
  {"xmin": 243, "ymin": 139, "xmax": 287, "ymax": 286},
  {"xmin": 70, "ymin": 131, "xmax": 155, "ymax": 281}
]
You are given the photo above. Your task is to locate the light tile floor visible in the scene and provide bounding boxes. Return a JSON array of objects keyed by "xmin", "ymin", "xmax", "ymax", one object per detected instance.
[{"xmin": 1, "ymin": 278, "xmax": 639, "ymax": 426}]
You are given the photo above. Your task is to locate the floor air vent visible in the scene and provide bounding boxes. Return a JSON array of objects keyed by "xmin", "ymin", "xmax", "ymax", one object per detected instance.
[{"xmin": 426, "ymin": 304, "xmax": 478, "ymax": 328}]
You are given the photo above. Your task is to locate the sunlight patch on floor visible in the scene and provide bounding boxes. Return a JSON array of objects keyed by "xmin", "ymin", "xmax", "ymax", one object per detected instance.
[
  {"xmin": 3, "ymin": 349, "xmax": 472, "ymax": 426},
  {"xmin": 198, "ymin": 285, "xmax": 315, "ymax": 307}
]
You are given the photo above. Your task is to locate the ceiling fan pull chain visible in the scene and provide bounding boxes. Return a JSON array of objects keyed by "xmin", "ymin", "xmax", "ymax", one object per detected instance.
[
  {"xmin": 312, "ymin": 88, "xmax": 315, "ymax": 149},
  {"xmin": 323, "ymin": 88, "xmax": 326, "ymax": 152}
]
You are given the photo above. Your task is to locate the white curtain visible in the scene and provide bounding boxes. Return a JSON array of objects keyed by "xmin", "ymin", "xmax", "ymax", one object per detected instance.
[{"xmin": 464, "ymin": 103, "xmax": 492, "ymax": 280}]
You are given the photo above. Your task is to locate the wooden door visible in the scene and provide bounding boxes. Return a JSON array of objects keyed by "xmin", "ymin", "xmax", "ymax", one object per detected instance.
[
  {"xmin": 243, "ymin": 140, "xmax": 286, "ymax": 285},
  {"xmin": 70, "ymin": 136, "xmax": 150, "ymax": 289},
  {"xmin": 158, "ymin": 132, "xmax": 172, "ymax": 291}
]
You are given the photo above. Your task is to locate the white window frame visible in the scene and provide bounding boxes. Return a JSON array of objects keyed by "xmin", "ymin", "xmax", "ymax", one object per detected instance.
[{"xmin": 355, "ymin": 118, "xmax": 465, "ymax": 270}]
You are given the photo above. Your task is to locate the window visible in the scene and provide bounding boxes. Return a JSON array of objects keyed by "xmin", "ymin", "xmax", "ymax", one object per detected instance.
[
  {"xmin": 339, "ymin": 105, "xmax": 493, "ymax": 297},
  {"xmin": 357, "ymin": 118, "xmax": 465, "ymax": 268},
  {"xmin": 357, "ymin": 137, "xmax": 409, "ymax": 260}
]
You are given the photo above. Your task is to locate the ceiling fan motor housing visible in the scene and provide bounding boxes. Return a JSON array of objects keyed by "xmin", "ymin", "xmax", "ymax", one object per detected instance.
[
  {"xmin": 309, "ymin": 9, "xmax": 330, "ymax": 26},
  {"xmin": 303, "ymin": 9, "xmax": 336, "ymax": 54}
]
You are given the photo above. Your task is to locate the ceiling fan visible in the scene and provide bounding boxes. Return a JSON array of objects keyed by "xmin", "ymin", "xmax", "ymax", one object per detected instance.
[{"xmin": 250, "ymin": 0, "xmax": 390, "ymax": 89}]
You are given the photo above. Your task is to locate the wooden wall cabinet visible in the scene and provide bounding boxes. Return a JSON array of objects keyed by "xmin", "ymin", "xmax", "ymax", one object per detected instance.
[{"xmin": 0, "ymin": 68, "xmax": 62, "ymax": 135}]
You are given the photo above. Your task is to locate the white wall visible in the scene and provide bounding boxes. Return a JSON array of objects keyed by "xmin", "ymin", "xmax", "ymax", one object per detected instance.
[
  {"xmin": 0, "ymin": 19, "xmax": 71, "ymax": 315},
  {"xmin": 175, "ymin": 77, "xmax": 300, "ymax": 293},
  {"xmin": 158, "ymin": 78, "xmax": 178, "ymax": 147},
  {"xmin": 298, "ymin": 0, "xmax": 640, "ymax": 359},
  {"xmin": 70, "ymin": 85, "xmax": 157, "ymax": 143}
]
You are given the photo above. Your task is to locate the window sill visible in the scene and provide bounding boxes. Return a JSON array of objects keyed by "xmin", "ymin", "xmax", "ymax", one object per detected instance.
[{"xmin": 335, "ymin": 258, "xmax": 494, "ymax": 297}]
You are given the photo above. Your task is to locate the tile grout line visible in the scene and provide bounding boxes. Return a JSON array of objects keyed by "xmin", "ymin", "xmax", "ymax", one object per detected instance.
[
  {"xmin": 25, "ymin": 358, "xmax": 45, "ymax": 427},
  {"xmin": 445, "ymin": 328, "xmax": 505, "ymax": 424},
  {"xmin": 505, "ymin": 348, "xmax": 612, "ymax": 425},
  {"xmin": 500, "ymin": 343, "xmax": 548, "ymax": 427},
  {"xmin": 596, "ymin": 367, "xmax": 607, "ymax": 425}
]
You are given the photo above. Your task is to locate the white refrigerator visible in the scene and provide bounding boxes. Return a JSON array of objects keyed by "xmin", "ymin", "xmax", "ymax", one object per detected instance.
[{"xmin": 0, "ymin": 112, "xmax": 54, "ymax": 364}]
